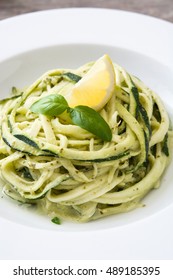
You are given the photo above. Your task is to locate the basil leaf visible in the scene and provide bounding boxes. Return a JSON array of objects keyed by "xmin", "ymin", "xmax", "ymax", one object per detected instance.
[
  {"xmin": 68, "ymin": 106, "xmax": 112, "ymax": 141},
  {"xmin": 30, "ymin": 94, "xmax": 112, "ymax": 141},
  {"xmin": 51, "ymin": 217, "xmax": 61, "ymax": 225},
  {"xmin": 30, "ymin": 94, "xmax": 68, "ymax": 116}
]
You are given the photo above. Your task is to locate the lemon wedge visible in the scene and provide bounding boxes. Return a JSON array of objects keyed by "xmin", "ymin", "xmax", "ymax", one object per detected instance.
[{"xmin": 65, "ymin": 54, "xmax": 115, "ymax": 111}]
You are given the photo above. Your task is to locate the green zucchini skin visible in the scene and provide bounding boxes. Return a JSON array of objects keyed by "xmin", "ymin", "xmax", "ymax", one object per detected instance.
[
  {"xmin": 1, "ymin": 120, "xmax": 48, "ymax": 156},
  {"xmin": 14, "ymin": 134, "xmax": 39, "ymax": 149},
  {"xmin": 19, "ymin": 167, "xmax": 34, "ymax": 181},
  {"xmin": 81, "ymin": 151, "xmax": 130, "ymax": 162},
  {"xmin": 0, "ymin": 94, "xmax": 22, "ymax": 104},
  {"xmin": 162, "ymin": 133, "xmax": 169, "ymax": 156},
  {"xmin": 131, "ymin": 86, "xmax": 152, "ymax": 138},
  {"xmin": 63, "ymin": 72, "xmax": 82, "ymax": 83}
]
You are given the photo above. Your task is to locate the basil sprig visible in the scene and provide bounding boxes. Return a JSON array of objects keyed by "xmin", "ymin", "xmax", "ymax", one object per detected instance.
[{"xmin": 30, "ymin": 94, "xmax": 112, "ymax": 141}]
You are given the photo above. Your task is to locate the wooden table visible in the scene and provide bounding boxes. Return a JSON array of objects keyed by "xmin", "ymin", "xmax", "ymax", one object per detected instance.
[{"xmin": 0, "ymin": 0, "xmax": 173, "ymax": 23}]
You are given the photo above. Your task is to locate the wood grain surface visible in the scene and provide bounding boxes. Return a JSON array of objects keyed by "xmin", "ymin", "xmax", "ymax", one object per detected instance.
[{"xmin": 0, "ymin": 0, "xmax": 173, "ymax": 22}]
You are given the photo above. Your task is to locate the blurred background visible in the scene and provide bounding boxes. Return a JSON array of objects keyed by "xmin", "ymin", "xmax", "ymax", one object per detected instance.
[{"xmin": 0, "ymin": 0, "xmax": 173, "ymax": 22}]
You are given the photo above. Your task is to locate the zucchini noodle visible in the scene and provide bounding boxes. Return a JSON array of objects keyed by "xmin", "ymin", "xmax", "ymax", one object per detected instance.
[{"xmin": 0, "ymin": 59, "xmax": 172, "ymax": 222}]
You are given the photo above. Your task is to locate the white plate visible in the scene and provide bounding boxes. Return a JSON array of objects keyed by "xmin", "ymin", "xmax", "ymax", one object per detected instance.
[{"xmin": 0, "ymin": 8, "xmax": 173, "ymax": 260}]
